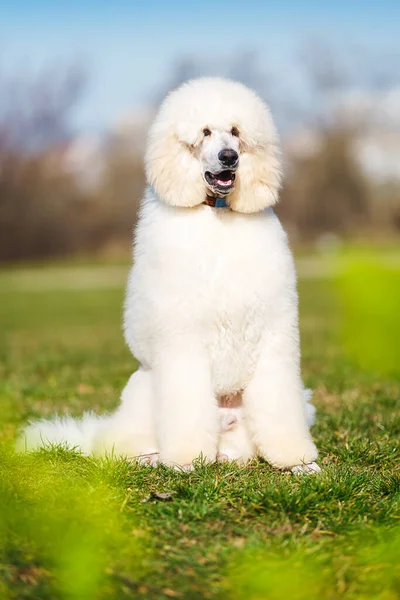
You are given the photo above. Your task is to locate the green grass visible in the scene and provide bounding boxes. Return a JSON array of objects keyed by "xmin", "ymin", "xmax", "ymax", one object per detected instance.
[{"xmin": 0, "ymin": 261, "xmax": 399, "ymax": 599}]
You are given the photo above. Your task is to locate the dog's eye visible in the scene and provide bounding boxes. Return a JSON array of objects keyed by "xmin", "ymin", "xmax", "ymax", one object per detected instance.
[
  {"xmin": 231, "ymin": 127, "xmax": 239, "ymax": 137},
  {"xmin": 203, "ymin": 128, "xmax": 211, "ymax": 137}
]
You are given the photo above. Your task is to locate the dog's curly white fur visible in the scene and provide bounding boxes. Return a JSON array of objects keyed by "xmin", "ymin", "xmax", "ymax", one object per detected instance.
[{"xmin": 20, "ymin": 77, "xmax": 319, "ymax": 471}]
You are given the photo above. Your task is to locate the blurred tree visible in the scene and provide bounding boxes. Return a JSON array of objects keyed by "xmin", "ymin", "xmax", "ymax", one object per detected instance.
[
  {"xmin": 277, "ymin": 38, "xmax": 399, "ymax": 240},
  {"xmin": 279, "ymin": 130, "xmax": 371, "ymax": 237},
  {"xmin": 0, "ymin": 62, "xmax": 86, "ymax": 151},
  {"xmin": 0, "ymin": 63, "xmax": 88, "ymax": 261},
  {"xmin": 85, "ymin": 138, "xmax": 145, "ymax": 251}
]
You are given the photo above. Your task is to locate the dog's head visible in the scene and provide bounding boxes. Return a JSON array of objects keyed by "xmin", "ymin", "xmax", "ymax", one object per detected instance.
[{"xmin": 145, "ymin": 77, "xmax": 281, "ymax": 213}]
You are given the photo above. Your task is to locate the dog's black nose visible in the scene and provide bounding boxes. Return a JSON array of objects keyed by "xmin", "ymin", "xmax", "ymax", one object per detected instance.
[{"xmin": 218, "ymin": 148, "xmax": 239, "ymax": 167}]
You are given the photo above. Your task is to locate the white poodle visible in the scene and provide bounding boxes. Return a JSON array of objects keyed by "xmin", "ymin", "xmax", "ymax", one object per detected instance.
[{"xmin": 21, "ymin": 78, "xmax": 320, "ymax": 473}]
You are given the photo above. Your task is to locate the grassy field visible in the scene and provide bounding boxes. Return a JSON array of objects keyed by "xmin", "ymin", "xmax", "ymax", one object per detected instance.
[{"xmin": 0, "ymin": 260, "xmax": 399, "ymax": 599}]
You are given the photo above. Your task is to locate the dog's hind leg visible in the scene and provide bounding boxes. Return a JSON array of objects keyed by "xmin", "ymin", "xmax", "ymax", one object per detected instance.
[
  {"xmin": 217, "ymin": 411, "xmax": 256, "ymax": 464},
  {"xmin": 217, "ymin": 394, "xmax": 256, "ymax": 464},
  {"xmin": 93, "ymin": 368, "xmax": 159, "ymax": 463}
]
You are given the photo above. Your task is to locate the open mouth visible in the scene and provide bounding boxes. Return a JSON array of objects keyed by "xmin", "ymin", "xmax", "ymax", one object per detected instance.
[{"xmin": 204, "ymin": 170, "xmax": 236, "ymax": 194}]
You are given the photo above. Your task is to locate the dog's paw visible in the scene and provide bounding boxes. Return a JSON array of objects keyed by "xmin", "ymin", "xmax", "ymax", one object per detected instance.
[
  {"xmin": 290, "ymin": 462, "xmax": 321, "ymax": 475},
  {"xmin": 136, "ymin": 452, "xmax": 160, "ymax": 467},
  {"xmin": 260, "ymin": 436, "xmax": 319, "ymax": 469},
  {"xmin": 173, "ymin": 463, "xmax": 195, "ymax": 472},
  {"xmin": 159, "ymin": 443, "xmax": 217, "ymax": 470},
  {"xmin": 216, "ymin": 452, "xmax": 231, "ymax": 462}
]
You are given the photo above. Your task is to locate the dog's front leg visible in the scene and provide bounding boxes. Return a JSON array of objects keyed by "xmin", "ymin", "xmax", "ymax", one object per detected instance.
[
  {"xmin": 154, "ymin": 342, "xmax": 218, "ymax": 468},
  {"xmin": 243, "ymin": 320, "xmax": 319, "ymax": 471}
]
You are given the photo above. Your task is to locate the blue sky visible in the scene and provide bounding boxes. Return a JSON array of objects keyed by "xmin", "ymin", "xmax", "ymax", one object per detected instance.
[{"xmin": 2, "ymin": 0, "xmax": 399, "ymax": 132}]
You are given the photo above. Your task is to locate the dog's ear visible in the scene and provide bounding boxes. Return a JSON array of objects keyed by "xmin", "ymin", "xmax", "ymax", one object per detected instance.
[
  {"xmin": 228, "ymin": 143, "xmax": 281, "ymax": 214},
  {"xmin": 145, "ymin": 128, "xmax": 205, "ymax": 208}
]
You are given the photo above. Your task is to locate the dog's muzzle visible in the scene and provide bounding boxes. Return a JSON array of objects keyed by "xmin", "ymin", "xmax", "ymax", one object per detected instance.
[{"xmin": 204, "ymin": 168, "xmax": 237, "ymax": 196}]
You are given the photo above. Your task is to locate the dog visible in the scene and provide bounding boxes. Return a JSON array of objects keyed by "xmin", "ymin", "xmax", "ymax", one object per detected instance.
[{"xmin": 21, "ymin": 78, "xmax": 319, "ymax": 474}]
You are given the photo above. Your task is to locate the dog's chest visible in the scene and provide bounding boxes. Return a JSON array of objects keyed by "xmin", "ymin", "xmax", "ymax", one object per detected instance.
[
  {"xmin": 131, "ymin": 200, "xmax": 294, "ymax": 391},
  {"xmin": 162, "ymin": 208, "xmax": 285, "ymax": 391},
  {"xmin": 208, "ymin": 299, "xmax": 265, "ymax": 393}
]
